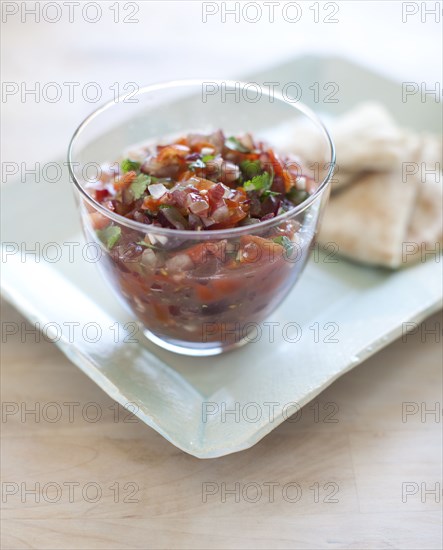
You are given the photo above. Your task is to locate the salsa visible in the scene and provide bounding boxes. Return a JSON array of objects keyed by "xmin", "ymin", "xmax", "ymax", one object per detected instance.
[
  {"xmin": 90, "ymin": 129, "xmax": 314, "ymax": 231},
  {"xmin": 84, "ymin": 130, "xmax": 318, "ymax": 349}
]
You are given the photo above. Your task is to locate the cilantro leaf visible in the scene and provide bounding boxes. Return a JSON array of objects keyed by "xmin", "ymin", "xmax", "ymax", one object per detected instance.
[
  {"xmin": 97, "ymin": 225, "xmax": 121, "ymax": 250},
  {"xmin": 243, "ymin": 172, "xmax": 272, "ymax": 192},
  {"xmin": 130, "ymin": 174, "xmax": 151, "ymax": 199},
  {"xmin": 273, "ymin": 236, "xmax": 294, "ymax": 253},
  {"xmin": 240, "ymin": 159, "xmax": 261, "ymax": 179},
  {"xmin": 287, "ymin": 188, "xmax": 309, "ymax": 205},
  {"xmin": 262, "ymin": 189, "xmax": 282, "ymax": 199},
  {"xmin": 136, "ymin": 241, "xmax": 158, "ymax": 249},
  {"xmin": 121, "ymin": 159, "xmax": 141, "ymax": 173},
  {"xmin": 225, "ymin": 136, "xmax": 250, "ymax": 153},
  {"xmin": 202, "ymin": 154, "xmax": 215, "ymax": 163}
]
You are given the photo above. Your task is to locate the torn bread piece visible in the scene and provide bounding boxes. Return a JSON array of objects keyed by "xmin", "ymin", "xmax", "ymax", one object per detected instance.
[
  {"xmin": 318, "ymin": 171, "xmax": 419, "ymax": 268},
  {"xmin": 265, "ymin": 103, "xmax": 418, "ymax": 191},
  {"xmin": 331, "ymin": 102, "xmax": 410, "ymax": 175},
  {"xmin": 403, "ymin": 177, "xmax": 443, "ymax": 264},
  {"xmin": 402, "ymin": 132, "xmax": 443, "ymax": 263}
]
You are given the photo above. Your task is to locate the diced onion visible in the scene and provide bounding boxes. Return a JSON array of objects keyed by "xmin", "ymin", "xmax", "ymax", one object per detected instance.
[
  {"xmin": 202, "ymin": 216, "xmax": 216, "ymax": 227},
  {"xmin": 141, "ymin": 248, "xmax": 157, "ymax": 268},
  {"xmin": 165, "ymin": 253, "xmax": 194, "ymax": 272},
  {"xmin": 211, "ymin": 204, "xmax": 230, "ymax": 222},
  {"xmin": 146, "ymin": 233, "xmax": 168, "ymax": 246},
  {"xmin": 148, "ymin": 183, "xmax": 168, "ymax": 199},
  {"xmin": 189, "ymin": 199, "xmax": 209, "ymax": 215},
  {"xmin": 295, "ymin": 176, "xmax": 306, "ymax": 191},
  {"xmin": 220, "ymin": 183, "xmax": 231, "ymax": 197},
  {"xmin": 222, "ymin": 162, "xmax": 240, "ymax": 184},
  {"xmin": 239, "ymin": 133, "xmax": 254, "ymax": 150}
]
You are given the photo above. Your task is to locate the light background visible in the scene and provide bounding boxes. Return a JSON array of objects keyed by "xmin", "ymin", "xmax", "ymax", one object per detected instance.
[{"xmin": 2, "ymin": 0, "xmax": 442, "ymax": 165}]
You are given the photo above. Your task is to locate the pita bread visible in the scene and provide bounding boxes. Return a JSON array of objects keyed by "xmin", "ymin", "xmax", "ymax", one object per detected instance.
[
  {"xmin": 266, "ymin": 103, "xmax": 422, "ymax": 191},
  {"xmin": 266, "ymin": 102, "xmax": 442, "ymax": 268},
  {"xmin": 403, "ymin": 178, "xmax": 443, "ymax": 264},
  {"xmin": 331, "ymin": 103, "xmax": 412, "ymax": 174},
  {"xmin": 402, "ymin": 133, "xmax": 443, "ymax": 264},
  {"xmin": 318, "ymin": 171, "xmax": 419, "ymax": 268},
  {"xmin": 318, "ymin": 107, "xmax": 442, "ymax": 268}
]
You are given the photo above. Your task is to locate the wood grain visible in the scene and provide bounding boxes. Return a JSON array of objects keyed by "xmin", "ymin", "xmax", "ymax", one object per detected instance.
[{"xmin": 1, "ymin": 299, "xmax": 442, "ymax": 549}]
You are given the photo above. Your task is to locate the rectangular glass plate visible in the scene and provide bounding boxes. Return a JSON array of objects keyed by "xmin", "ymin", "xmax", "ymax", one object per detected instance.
[{"xmin": 1, "ymin": 56, "xmax": 442, "ymax": 458}]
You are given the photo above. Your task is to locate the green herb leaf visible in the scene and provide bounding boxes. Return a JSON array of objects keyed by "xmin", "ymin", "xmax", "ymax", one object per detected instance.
[
  {"xmin": 202, "ymin": 154, "xmax": 215, "ymax": 163},
  {"xmin": 136, "ymin": 240, "xmax": 158, "ymax": 249},
  {"xmin": 121, "ymin": 159, "xmax": 141, "ymax": 173},
  {"xmin": 97, "ymin": 225, "xmax": 121, "ymax": 250},
  {"xmin": 244, "ymin": 172, "xmax": 272, "ymax": 192},
  {"xmin": 225, "ymin": 136, "xmax": 250, "ymax": 153},
  {"xmin": 240, "ymin": 159, "xmax": 261, "ymax": 179},
  {"xmin": 130, "ymin": 174, "xmax": 151, "ymax": 199},
  {"xmin": 262, "ymin": 190, "xmax": 282, "ymax": 199},
  {"xmin": 273, "ymin": 236, "xmax": 294, "ymax": 253},
  {"xmin": 287, "ymin": 188, "xmax": 309, "ymax": 205}
]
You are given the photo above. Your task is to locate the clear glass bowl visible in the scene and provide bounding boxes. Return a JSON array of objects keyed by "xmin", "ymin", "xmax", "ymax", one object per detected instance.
[{"xmin": 68, "ymin": 80, "xmax": 335, "ymax": 356}]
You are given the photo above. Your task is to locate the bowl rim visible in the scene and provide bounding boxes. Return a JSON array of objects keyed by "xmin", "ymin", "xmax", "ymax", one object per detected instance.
[{"xmin": 67, "ymin": 78, "xmax": 336, "ymax": 238}]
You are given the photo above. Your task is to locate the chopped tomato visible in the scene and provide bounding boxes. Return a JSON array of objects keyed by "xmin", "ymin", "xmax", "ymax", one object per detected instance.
[
  {"xmin": 239, "ymin": 235, "xmax": 284, "ymax": 264},
  {"xmin": 90, "ymin": 211, "xmax": 110, "ymax": 230},
  {"xmin": 265, "ymin": 149, "xmax": 282, "ymax": 177},
  {"xmin": 190, "ymin": 177, "xmax": 216, "ymax": 191},
  {"xmin": 157, "ymin": 144, "xmax": 190, "ymax": 163},
  {"xmin": 114, "ymin": 170, "xmax": 137, "ymax": 191},
  {"xmin": 153, "ymin": 302, "xmax": 170, "ymax": 324},
  {"xmin": 142, "ymin": 195, "xmax": 161, "ymax": 213},
  {"xmin": 243, "ymin": 152, "xmax": 260, "ymax": 161},
  {"xmin": 178, "ymin": 170, "xmax": 195, "ymax": 181},
  {"xmin": 195, "ymin": 284, "xmax": 215, "ymax": 302},
  {"xmin": 266, "ymin": 147, "xmax": 297, "ymax": 192},
  {"xmin": 186, "ymin": 240, "xmax": 227, "ymax": 263},
  {"xmin": 174, "ymin": 137, "xmax": 188, "ymax": 146},
  {"xmin": 95, "ymin": 189, "xmax": 109, "ymax": 201},
  {"xmin": 210, "ymin": 277, "xmax": 243, "ymax": 295},
  {"xmin": 195, "ymin": 277, "xmax": 242, "ymax": 302}
]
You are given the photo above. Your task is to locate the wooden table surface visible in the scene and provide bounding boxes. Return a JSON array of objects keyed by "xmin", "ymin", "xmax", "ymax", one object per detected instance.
[{"xmin": 1, "ymin": 298, "xmax": 441, "ymax": 549}]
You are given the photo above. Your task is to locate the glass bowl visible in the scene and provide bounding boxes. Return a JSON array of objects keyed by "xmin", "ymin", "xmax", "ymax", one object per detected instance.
[{"xmin": 68, "ymin": 79, "xmax": 335, "ymax": 356}]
